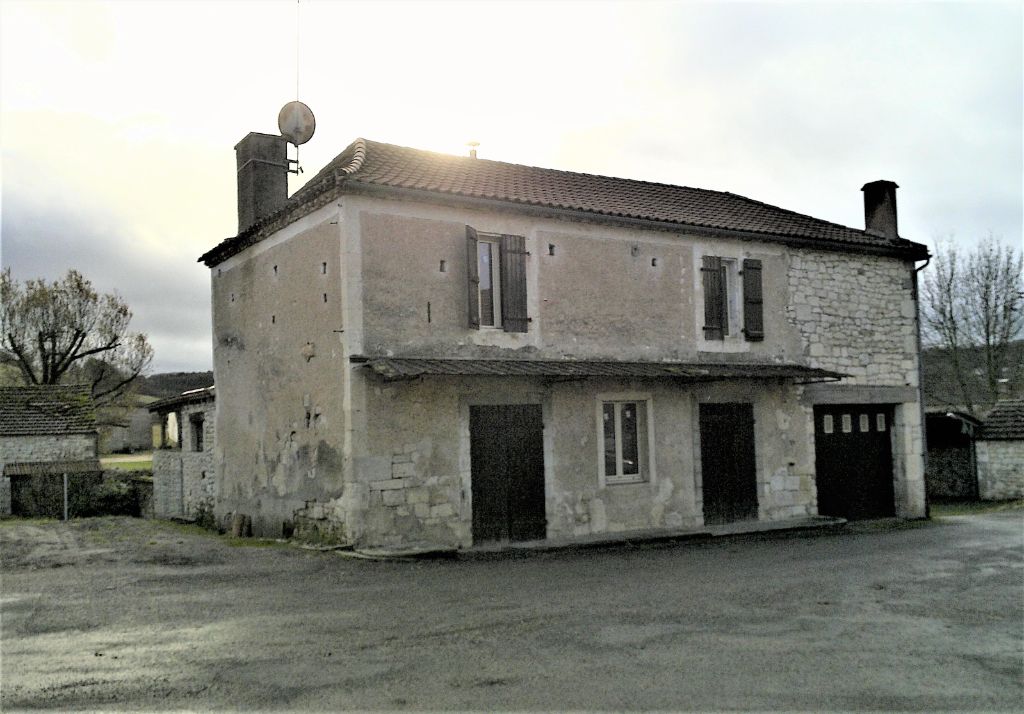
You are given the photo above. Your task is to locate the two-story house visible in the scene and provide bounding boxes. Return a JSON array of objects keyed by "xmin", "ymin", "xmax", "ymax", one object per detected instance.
[{"xmin": 200, "ymin": 133, "xmax": 930, "ymax": 547}]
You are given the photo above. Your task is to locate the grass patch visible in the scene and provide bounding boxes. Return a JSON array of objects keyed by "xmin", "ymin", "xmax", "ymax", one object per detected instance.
[
  {"xmin": 100, "ymin": 458, "xmax": 153, "ymax": 472},
  {"xmin": 0, "ymin": 517, "xmax": 58, "ymax": 527},
  {"xmin": 156, "ymin": 519, "xmax": 286, "ymax": 548},
  {"xmin": 930, "ymin": 499, "xmax": 1024, "ymax": 517}
]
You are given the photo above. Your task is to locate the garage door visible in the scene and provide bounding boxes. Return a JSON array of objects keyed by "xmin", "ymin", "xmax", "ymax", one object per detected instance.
[{"xmin": 814, "ymin": 405, "xmax": 895, "ymax": 520}]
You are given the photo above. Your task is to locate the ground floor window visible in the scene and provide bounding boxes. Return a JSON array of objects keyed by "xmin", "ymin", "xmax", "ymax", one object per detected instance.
[{"xmin": 600, "ymin": 399, "xmax": 649, "ymax": 484}]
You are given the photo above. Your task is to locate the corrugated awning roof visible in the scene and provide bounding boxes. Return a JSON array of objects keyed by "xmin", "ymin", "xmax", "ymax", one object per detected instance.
[
  {"xmin": 4, "ymin": 459, "xmax": 102, "ymax": 477},
  {"xmin": 148, "ymin": 386, "xmax": 216, "ymax": 413},
  {"xmin": 355, "ymin": 357, "xmax": 844, "ymax": 383}
]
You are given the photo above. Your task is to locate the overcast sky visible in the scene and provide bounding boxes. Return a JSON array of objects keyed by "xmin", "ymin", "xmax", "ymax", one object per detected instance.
[{"xmin": 1, "ymin": 0, "xmax": 1021, "ymax": 373}]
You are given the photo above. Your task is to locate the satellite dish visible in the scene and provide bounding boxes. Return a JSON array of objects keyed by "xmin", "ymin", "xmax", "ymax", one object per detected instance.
[{"xmin": 278, "ymin": 101, "xmax": 316, "ymax": 146}]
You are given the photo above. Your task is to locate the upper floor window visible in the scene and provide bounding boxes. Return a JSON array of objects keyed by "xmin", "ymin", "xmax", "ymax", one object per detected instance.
[
  {"xmin": 701, "ymin": 255, "xmax": 764, "ymax": 341},
  {"xmin": 466, "ymin": 226, "xmax": 528, "ymax": 332}
]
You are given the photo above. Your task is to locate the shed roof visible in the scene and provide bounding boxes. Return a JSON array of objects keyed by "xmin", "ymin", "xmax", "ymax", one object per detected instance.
[
  {"xmin": 0, "ymin": 385, "xmax": 97, "ymax": 437},
  {"xmin": 148, "ymin": 386, "xmax": 215, "ymax": 414},
  {"xmin": 3, "ymin": 459, "xmax": 102, "ymax": 476},
  {"xmin": 980, "ymin": 399, "xmax": 1024, "ymax": 440},
  {"xmin": 356, "ymin": 356, "xmax": 843, "ymax": 383},
  {"xmin": 200, "ymin": 138, "xmax": 929, "ymax": 266}
]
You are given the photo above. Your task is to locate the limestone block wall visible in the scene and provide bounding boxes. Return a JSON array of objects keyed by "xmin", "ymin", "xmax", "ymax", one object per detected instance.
[
  {"xmin": 787, "ymin": 251, "xmax": 918, "ymax": 386},
  {"xmin": 788, "ymin": 250, "xmax": 926, "ymax": 519},
  {"xmin": 152, "ymin": 401, "xmax": 215, "ymax": 519},
  {"xmin": 976, "ymin": 441, "xmax": 1024, "ymax": 500},
  {"xmin": 0, "ymin": 434, "xmax": 97, "ymax": 515}
]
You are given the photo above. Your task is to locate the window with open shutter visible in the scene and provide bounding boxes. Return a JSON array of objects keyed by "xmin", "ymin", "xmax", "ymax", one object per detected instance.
[
  {"xmin": 466, "ymin": 226, "xmax": 480, "ymax": 329},
  {"xmin": 702, "ymin": 255, "xmax": 725, "ymax": 340},
  {"xmin": 742, "ymin": 258, "xmax": 764, "ymax": 341},
  {"xmin": 499, "ymin": 234, "xmax": 528, "ymax": 333}
]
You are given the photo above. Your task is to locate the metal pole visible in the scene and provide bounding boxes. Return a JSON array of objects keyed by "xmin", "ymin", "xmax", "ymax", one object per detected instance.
[{"xmin": 63, "ymin": 473, "xmax": 69, "ymax": 521}]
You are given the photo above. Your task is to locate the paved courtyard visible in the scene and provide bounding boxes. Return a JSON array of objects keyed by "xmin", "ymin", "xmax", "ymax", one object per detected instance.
[{"xmin": 1, "ymin": 510, "xmax": 1022, "ymax": 711}]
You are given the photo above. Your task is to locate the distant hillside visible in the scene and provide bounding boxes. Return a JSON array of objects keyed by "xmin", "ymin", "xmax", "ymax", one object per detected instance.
[
  {"xmin": 922, "ymin": 340, "xmax": 1023, "ymax": 413},
  {"xmin": 137, "ymin": 371, "xmax": 214, "ymax": 399}
]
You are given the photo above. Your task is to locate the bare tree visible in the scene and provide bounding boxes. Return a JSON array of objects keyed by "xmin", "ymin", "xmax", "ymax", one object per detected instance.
[
  {"xmin": 0, "ymin": 268, "xmax": 153, "ymax": 413},
  {"xmin": 921, "ymin": 236, "xmax": 1024, "ymax": 416}
]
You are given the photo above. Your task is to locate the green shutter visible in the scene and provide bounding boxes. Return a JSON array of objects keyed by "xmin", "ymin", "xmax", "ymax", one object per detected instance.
[
  {"xmin": 742, "ymin": 258, "xmax": 764, "ymax": 341},
  {"xmin": 702, "ymin": 255, "xmax": 724, "ymax": 340},
  {"xmin": 466, "ymin": 226, "xmax": 480, "ymax": 330},
  {"xmin": 500, "ymin": 234, "xmax": 529, "ymax": 333}
]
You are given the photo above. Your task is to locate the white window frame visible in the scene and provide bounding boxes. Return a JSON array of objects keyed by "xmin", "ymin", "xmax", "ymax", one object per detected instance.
[
  {"xmin": 595, "ymin": 392, "xmax": 656, "ymax": 487},
  {"xmin": 477, "ymin": 237, "xmax": 502, "ymax": 328}
]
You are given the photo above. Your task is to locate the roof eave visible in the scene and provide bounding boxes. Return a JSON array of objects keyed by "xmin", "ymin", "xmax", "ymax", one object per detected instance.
[{"xmin": 199, "ymin": 173, "xmax": 929, "ymax": 267}]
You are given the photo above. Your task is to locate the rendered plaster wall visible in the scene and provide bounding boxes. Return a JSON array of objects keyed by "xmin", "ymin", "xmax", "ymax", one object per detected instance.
[
  {"xmin": 210, "ymin": 214, "xmax": 346, "ymax": 537},
  {"xmin": 152, "ymin": 400, "xmax": 216, "ymax": 518},
  {"xmin": 345, "ymin": 373, "xmax": 814, "ymax": 549},
  {"xmin": 355, "ymin": 201, "xmax": 803, "ymax": 363},
  {"xmin": 0, "ymin": 434, "xmax": 97, "ymax": 515},
  {"xmin": 976, "ymin": 441, "xmax": 1024, "ymax": 500},
  {"xmin": 788, "ymin": 251, "xmax": 926, "ymax": 518}
]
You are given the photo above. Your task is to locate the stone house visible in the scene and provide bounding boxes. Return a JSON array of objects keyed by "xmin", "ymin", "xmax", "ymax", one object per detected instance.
[
  {"xmin": 0, "ymin": 384, "xmax": 100, "ymax": 516},
  {"xmin": 198, "ymin": 134, "xmax": 930, "ymax": 547},
  {"xmin": 149, "ymin": 387, "xmax": 216, "ymax": 518},
  {"xmin": 975, "ymin": 399, "xmax": 1024, "ymax": 500}
]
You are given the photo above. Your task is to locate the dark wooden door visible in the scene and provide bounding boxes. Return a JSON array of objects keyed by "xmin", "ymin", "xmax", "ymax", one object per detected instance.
[
  {"xmin": 700, "ymin": 403, "xmax": 759, "ymax": 525},
  {"xmin": 470, "ymin": 404, "xmax": 546, "ymax": 544},
  {"xmin": 814, "ymin": 405, "xmax": 895, "ymax": 520}
]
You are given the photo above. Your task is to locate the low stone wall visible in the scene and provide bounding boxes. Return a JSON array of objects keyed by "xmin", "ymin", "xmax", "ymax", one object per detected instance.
[{"xmin": 977, "ymin": 440, "xmax": 1024, "ymax": 500}]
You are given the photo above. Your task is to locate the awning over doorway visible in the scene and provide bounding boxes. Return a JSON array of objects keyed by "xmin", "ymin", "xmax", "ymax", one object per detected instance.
[{"xmin": 354, "ymin": 356, "xmax": 844, "ymax": 383}]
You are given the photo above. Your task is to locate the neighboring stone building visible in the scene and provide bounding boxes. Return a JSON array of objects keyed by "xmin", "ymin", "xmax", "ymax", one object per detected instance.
[
  {"xmin": 198, "ymin": 135, "xmax": 930, "ymax": 547},
  {"xmin": 0, "ymin": 384, "xmax": 100, "ymax": 516},
  {"xmin": 149, "ymin": 387, "xmax": 216, "ymax": 519},
  {"xmin": 976, "ymin": 399, "xmax": 1024, "ymax": 500}
]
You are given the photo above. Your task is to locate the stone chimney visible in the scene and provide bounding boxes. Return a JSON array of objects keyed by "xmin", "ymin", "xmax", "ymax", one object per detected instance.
[
  {"xmin": 235, "ymin": 132, "xmax": 288, "ymax": 233},
  {"xmin": 861, "ymin": 180, "xmax": 899, "ymax": 239}
]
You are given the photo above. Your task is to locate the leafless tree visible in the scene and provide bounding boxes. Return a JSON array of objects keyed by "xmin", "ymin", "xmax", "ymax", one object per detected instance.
[
  {"xmin": 0, "ymin": 268, "xmax": 153, "ymax": 416},
  {"xmin": 921, "ymin": 236, "xmax": 1024, "ymax": 416}
]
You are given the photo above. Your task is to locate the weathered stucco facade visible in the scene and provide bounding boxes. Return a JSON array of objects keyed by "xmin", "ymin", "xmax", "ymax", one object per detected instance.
[{"xmin": 202, "ymin": 137, "xmax": 929, "ymax": 547}]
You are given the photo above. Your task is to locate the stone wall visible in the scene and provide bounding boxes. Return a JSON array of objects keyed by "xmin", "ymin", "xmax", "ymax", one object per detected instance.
[
  {"xmin": 976, "ymin": 440, "xmax": 1024, "ymax": 500},
  {"xmin": 152, "ymin": 400, "xmax": 216, "ymax": 519},
  {"xmin": 0, "ymin": 434, "xmax": 97, "ymax": 516},
  {"xmin": 788, "ymin": 252, "xmax": 917, "ymax": 387}
]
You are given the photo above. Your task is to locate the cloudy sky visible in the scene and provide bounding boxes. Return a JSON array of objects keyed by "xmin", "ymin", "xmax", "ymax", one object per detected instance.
[{"xmin": 1, "ymin": 0, "xmax": 1021, "ymax": 373}]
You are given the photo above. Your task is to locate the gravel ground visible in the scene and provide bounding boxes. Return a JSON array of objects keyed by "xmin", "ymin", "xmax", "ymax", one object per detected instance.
[{"xmin": 1, "ymin": 511, "xmax": 1022, "ymax": 712}]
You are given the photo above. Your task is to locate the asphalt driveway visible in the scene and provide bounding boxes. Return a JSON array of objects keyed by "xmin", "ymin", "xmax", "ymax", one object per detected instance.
[{"xmin": 2, "ymin": 510, "xmax": 1022, "ymax": 711}]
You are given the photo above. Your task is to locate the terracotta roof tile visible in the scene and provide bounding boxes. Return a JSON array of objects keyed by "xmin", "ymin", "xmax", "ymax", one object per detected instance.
[
  {"xmin": 980, "ymin": 399, "xmax": 1024, "ymax": 440},
  {"xmin": 200, "ymin": 138, "xmax": 929, "ymax": 266},
  {"xmin": 0, "ymin": 385, "xmax": 97, "ymax": 437}
]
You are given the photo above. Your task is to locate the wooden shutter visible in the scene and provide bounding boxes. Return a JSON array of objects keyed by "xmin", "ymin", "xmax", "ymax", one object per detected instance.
[
  {"xmin": 499, "ymin": 234, "xmax": 529, "ymax": 333},
  {"xmin": 466, "ymin": 226, "xmax": 480, "ymax": 329},
  {"xmin": 742, "ymin": 258, "xmax": 764, "ymax": 341},
  {"xmin": 701, "ymin": 255, "xmax": 724, "ymax": 340}
]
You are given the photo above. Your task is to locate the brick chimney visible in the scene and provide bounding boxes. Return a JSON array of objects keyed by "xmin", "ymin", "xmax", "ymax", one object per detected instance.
[
  {"xmin": 861, "ymin": 180, "xmax": 899, "ymax": 239},
  {"xmin": 235, "ymin": 132, "xmax": 288, "ymax": 233}
]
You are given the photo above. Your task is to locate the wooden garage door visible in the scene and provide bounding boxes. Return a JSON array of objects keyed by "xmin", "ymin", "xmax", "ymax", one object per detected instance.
[
  {"xmin": 700, "ymin": 403, "xmax": 759, "ymax": 525},
  {"xmin": 470, "ymin": 404, "xmax": 546, "ymax": 544},
  {"xmin": 814, "ymin": 405, "xmax": 896, "ymax": 520}
]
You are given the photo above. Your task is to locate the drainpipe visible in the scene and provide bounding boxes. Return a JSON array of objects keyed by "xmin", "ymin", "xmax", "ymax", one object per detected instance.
[{"xmin": 912, "ymin": 256, "xmax": 931, "ymax": 517}]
